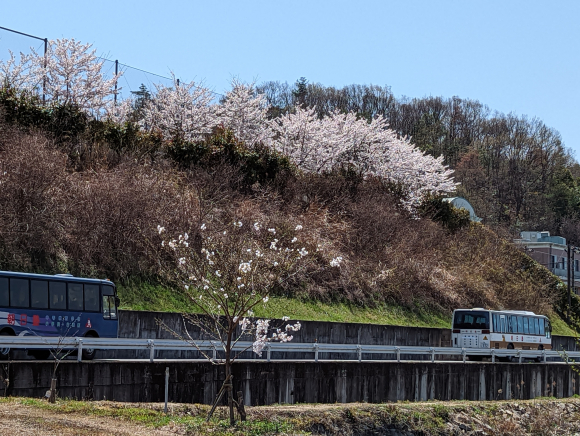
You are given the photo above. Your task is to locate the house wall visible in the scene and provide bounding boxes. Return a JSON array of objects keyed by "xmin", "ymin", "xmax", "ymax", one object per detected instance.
[{"xmin": 521, "ymin": 243, "xmax": 580, "ymax": 292}]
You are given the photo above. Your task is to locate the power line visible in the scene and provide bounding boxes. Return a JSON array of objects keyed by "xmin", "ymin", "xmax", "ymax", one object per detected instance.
[
  {"xmin": 0, "ymin": 25, "xmax": 225, "ymax": 99},
  {"xmin": 119, "ymin": 62, "xmax": 172, "ymax": 81},
  {"xmin": 0, "ymin": 25, "xmax": 45, "ymax": 42}
]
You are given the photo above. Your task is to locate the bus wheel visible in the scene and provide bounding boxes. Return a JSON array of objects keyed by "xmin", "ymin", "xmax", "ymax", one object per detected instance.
[
  {"xmin": 507, "ymin": 343, "xmax": 516, "ymax": 362},
  {"xmin": 0, "ymin": 331, "xmax": 13, "ymax": 360},
  {"xmin": 81, "ymin": 333, "xmax": 98, "ymax": 361},
  {"xmin": 499, "ymin": 344, "xmax": 515, "ymax": 362},
  {"xmin": 535, "ymin": 345, "xmax": 544, "ymax": 362},
  {"xmin": 469, "ymin": 355, "xmax": 484, "ymax": 361}
]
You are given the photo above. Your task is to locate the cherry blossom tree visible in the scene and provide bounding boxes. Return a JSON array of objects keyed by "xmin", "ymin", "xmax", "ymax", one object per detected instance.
[
  {"xmin": 0, "ymin": 39, "xmax": 121, "ymax": 116},
  {"xmin": 34, "ymin": 39, "xmax": 121, "ymax": 116},
  {"xmin": 270, "ymin": 105, "xmax": 457, "ymax": 208},
  {"xmin": 216, "ymin": 80, "xmax": 272, "ymax": 147},
  {"xmin": 141, "ymin": 74, "xmax": 217, "ymax": 142},
  {"xmin": 158, "ymin": 220, "xmax": 307, "ymax": 425}
]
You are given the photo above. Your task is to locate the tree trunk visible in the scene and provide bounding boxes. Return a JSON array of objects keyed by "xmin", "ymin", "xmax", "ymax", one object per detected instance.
[
  {"xmin": 49, "ymin": 378, "xmax": 57, "ymax": 403},
  {"xmin": 227, "ymin": 367, "xmax": 234, "ymax": 426},
  {"xmin": 226, "ymin": 328, "xmax": 235, "ymax": 426}
]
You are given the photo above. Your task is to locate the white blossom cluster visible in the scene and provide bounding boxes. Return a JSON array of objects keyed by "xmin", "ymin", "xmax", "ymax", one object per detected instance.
[
  {"xmin": 141, "ymin": 74, "xmax": 215, "ymax": 142},
  {"xmin": 252, "ymin": 318, "xmax": 302, "ymax": 356},
  {"xmin": 216, "ymin": 80, "xmax": 272, "ymax": 147},
  {"xmin": 0, "ymin": 50, "xmax": 40, "ymax": 92},
  {"xmin": 329, "ymin": 256, "xmax": 343, "ymax": 267}
]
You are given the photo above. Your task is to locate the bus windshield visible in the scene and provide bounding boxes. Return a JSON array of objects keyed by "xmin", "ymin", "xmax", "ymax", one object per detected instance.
[{"xmin": 453, "ymin": 311, "xmax": 490, "ymax": 330}]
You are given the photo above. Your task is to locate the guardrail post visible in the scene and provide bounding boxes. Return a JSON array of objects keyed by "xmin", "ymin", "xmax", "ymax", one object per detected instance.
[
  {"xmin": 164, "ymin": 367, "xmax": 169, "ymax": 414},
  {"xmin": 542, "ymin": 350, "xmax": 546, "ymax": 364},
  {"xmin": 266, "ymin": 343, "xmax": 271, "ymax": 362},
  {"xmin": 77, "ymin": 338, "xmax": 83, "ymax": 362},
  {"xmin": 462, "ymin": 348, "xmax": 466, "ymax": 363},
  {"xmin": 212, "ymin": 347, "xmax": 217, "ymax": 361},
  {"xmin": 396, "ymin": 346, "xmax": 400, "ymax": 363},
  {"xmin": 147, "ymin": 339, "xmax": 155, "ymax": 363},
  {"xmin": 430, "ymin": 347, "xmax": 435, "ymax": 363},
  {"xmin": 491, "ymin": 349, "xmax": 495, "ymax": 363},
  {"xmin": 518, "ymin": 350, "xmax": 522, "ymax": 364},
  {"xmin": 314, "ymin": 343, "xmax": 319, "ymax": 362},
  {"xmin": 357, "ymin": 345, "xmax": 362, "ymax": 362}
]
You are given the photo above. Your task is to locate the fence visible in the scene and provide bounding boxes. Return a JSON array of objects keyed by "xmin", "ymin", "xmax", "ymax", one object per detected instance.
[{"xmin": 0, "ymin": 25, "xmax": 222, "ymax": 103}]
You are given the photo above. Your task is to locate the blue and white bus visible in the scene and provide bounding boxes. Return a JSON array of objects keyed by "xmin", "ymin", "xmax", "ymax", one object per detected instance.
[{"xmin": 0, "ymin": 271, "xmax": 119, "ymax": 360}]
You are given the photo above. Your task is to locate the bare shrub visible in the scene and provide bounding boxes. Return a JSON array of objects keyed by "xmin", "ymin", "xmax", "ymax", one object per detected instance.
[{"xmin": 0, "ymin": 123, "xmax": 67, "ymax": 271}]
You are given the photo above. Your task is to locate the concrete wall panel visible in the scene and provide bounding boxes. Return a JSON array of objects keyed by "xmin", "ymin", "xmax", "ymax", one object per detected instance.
[{"xmin": 1, "ymin": 361, "xmax": 577, "ymax": 405}]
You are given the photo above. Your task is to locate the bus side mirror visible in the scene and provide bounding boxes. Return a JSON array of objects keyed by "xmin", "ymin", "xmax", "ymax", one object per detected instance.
[{"xmin": 115, "ymin": 296, "xmax": 120, "ymax": 307}]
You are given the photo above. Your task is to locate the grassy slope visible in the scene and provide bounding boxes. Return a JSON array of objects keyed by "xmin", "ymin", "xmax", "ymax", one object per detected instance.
[{"xmin": 117, "ymin": 282, "xmax": 576, "ymax": 336}]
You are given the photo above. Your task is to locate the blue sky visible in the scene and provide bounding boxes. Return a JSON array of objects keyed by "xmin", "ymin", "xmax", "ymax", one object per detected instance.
[{"xmin": 2, "ymin": 1, "xmax": 579, "ymax": 158}]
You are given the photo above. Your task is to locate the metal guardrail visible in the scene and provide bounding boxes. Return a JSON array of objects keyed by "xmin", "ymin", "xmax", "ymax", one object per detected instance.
[{"xmin": 0, "ymin": 337, "xmax": 577, "ymax": 364}]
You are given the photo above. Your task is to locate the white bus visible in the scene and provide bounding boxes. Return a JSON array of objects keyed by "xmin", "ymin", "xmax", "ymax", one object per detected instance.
[{"xmin": 451, "ymin": 308, "xmax": 552, "ymax": 359}]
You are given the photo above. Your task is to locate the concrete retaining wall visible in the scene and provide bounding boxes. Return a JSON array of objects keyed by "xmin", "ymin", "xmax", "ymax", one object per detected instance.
[
  {"xmin": 106, "ymin": 310, "xmax": 577, "ymax": 360},
  {"xmin": 0, "ymin": 361, "xmax": 577, "ymax": 405},
  {"xmin": 107, "ymin": 310, "xmax": 451, "ymax": 360}
]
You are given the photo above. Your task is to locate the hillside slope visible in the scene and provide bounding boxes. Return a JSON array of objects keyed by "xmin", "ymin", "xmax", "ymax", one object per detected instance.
[{"xmin": 0, "ymin": 100, "xmax": 568, "ymax": 329}]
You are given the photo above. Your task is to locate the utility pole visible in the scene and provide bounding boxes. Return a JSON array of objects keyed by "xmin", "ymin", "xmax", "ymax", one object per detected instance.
[
  {"xmin": 43, "ymin": 38, "xmax": 48, "ymax": 104},
  {"xmin": 114, "ymin": 60, "xmax": 118, "ymax": 105}
]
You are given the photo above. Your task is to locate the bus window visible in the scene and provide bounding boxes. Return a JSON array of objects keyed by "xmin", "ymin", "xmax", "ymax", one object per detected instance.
[
  {"xmin": 493, "ymin": 314, "xmax": 499, "ymax": 332},
  {"xmin": 109, "ymin": 297, "xmax": 117, "ymax": 319},
  {"xmin": 102, "ymin": 295, "xmax": 110, "ymax": 318},
  {"xmin": 0, "ymin": 278, "xmax": 8, "ymax": 307},
  {"xmin": 453, "ymin": 311, "xmax": 490, "ymax": 330},
  {"xmin": 31, "ymin": 280, "xmax": 48, "ymax": 309},
  {"xmin": 517, "ymin": 316, "xmax": 523, "ymax": 333},
  {"xmin": 545, "ymin": 319, "xmax": 552, "ymax": 338},
  {"xmin": 84, "ymin": 284, "xmax": 100, "ymax": 312},
  {"xmin": 523, "ymin": 317, "xmax": 529, "ymax": 334},
  {"xmin": 510, "ymin": 315, "xmax": 517, "ymax": 333},
  {"xmin": 533, "ymin": 318, "xmax": 539, "ymax": 335},
  {"xmin": 68, "ymin": 283, "xmax": 83, "ymax": 311},
  {"xmin": 10, "ymin": 278, "xmax": 29, "ymax": 308},
  {"xmin": 500, "ymin": 316, "xmax": 506, "ymax": 333},
  {"xmin": 49, "ymin": 281, "xmax": 66, "ymax": 309},
  {"xmin": 539, "ymin": 318, "xmax": 545, "ymax": 335},
  {"xmin": 102, "ymin": 295, "xmax": 117, "ymax": 319}
]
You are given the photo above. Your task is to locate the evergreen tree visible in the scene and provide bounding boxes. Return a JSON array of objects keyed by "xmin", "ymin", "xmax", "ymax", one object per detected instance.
[
  {"xmin": 130, "ymin": 84, "xmax": 151, "ymax": 122},
  {"xmin": 292, "ymin": 77, "xmax": 308, "ymax": 107}
]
